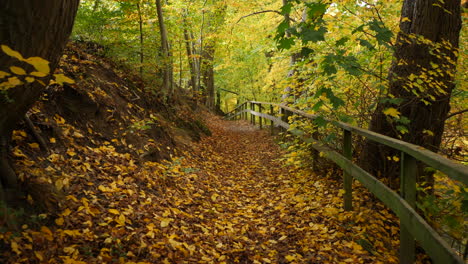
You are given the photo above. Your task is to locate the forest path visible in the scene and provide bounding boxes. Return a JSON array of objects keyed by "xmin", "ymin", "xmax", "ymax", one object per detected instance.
[
  {"xmin": 1, "ymin": 114, "xmax": 403, "ymax": 263},
  {"xmin": 173, "ymin": 114, "xmax": 398, "ymax": 263}
]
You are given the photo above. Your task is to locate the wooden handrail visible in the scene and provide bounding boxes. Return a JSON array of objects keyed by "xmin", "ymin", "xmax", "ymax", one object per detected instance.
[
  {"xmin": 248, "ymin": 101, "xmax": 467, "ymax": 185},
  {"xmin": 226, "ymin": 101, "xmax": 467, "ymax": 264}
]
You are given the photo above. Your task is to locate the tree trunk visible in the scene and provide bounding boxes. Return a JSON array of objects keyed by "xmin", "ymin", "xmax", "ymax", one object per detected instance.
[
  {"xmin": 183, "ymin": 17, "xmax": 200, "ymax": 95},
  {"xmin": 136, "ymin": 2, "xmax": 144, "ymax": 78},
  {"xmin": 361, "ymin": 0, "xmax": 461, "ymax": 189},
  {"xmin": 202, "ymin": 44, "xmax": 215, "ymax": 110},
  {"xmin": 0, "ymin": 0, "xmax": 80, "ymax": 199},
  {"xmin": 155, "ymin": 0, "xmax": 173, "ymax": 96}
]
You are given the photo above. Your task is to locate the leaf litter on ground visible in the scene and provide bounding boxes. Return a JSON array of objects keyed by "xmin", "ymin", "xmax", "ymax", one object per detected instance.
[{"xmin": 1, "ymin": 112, "xmax": 433, "ymax": 263}]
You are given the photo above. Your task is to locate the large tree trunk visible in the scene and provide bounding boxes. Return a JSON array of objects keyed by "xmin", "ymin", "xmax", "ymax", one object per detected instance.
[
  {"xmin": 202, "ymin": 44, "xmax": 215, "ymax": 110},
  {"xmin": 361, "ymin": 0, "xmax": 461, "ymax": 189},
  {"xmin": 155, "ymin": 0, "xmax": 173, "ymax": 97},
  {"xmin": 0, "ymin": 0, "xmax": 80, "ymax": 199}
]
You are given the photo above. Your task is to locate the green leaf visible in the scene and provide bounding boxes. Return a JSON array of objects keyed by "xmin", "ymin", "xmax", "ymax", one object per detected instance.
[
  {"xmin": 313, "ymin": 116, "xmax": 327, "ymax": 127},
  {"xmin": 301, "ymin": 26, "xmax": 326, "ymax": 43},
  {"xmin": 277, "ymin": 20, "xmax": 290, "ymax": 35},
  {"xmin": 352, "ymin": 24, "xmax": 365, "ymax": 34},
  {"xmin": 338, "ymin": 114, "xmax": 353, "ymax": 123},
  {"xmin": 281, "ymin": 3, "xmax": 293, "ymax": 15},
  {"xmin": 325, "ymin": 132, "xmax": 336, "ymax": 142},
  {"xmin": 300, "ymin": 47, "xmax": 314, "ymax": 57},
  {"xmin": 368, "ymin": 20, "xmax": 393, "ymax": 46},
  {"xmin": 339, "ymin": 55, "xmax": 361, "ymax": 76},
  {"xmin": 277, "ymin": 37, "xmax": 295, "ymax": 50},
  {"xmin": 358, "ymin": 38, "xmax": 375, "ymax": 50},
  {"xmin": 462, "ymin": 199, "xmax": 468, "ymax": 213},
  {"xmin": 396, "ymin": 125, "xmax": 409, "ymax": 134},
  {"xmin": 335, "ymin": 37, "xmax": 349, "ymax": 46},
  {"xmin": 311, "ymin": 100, "xmax": 324, "ymax": 111},
  {"xmin": 322, "ymin": 54, "xmax": 337, "ymax": 75},
  {"xmin": 397, "ymin": 116, "xmax": 411, "ymax": 125},
  {"xmin": 305, "ymin": 2, "xmax": 328, "ymax": 19}
]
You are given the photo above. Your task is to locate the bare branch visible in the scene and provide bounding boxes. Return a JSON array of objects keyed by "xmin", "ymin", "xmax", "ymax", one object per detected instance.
[
  {"xmin": 446, "ymin": 109, "xmax": 468, "ymax": 120},
  {"xmin": 236, "ymin": 10, "xmax": 290, "ymax": 24}
]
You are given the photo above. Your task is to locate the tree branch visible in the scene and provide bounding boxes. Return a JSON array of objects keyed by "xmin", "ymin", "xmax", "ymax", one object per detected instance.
[
  {"xmin": 445, "ymin": 109, "xmax": 468, "ymax": 120},
  {"xmin": 236, "ymin": 10, "xmax": 289, "ymax": 24}
]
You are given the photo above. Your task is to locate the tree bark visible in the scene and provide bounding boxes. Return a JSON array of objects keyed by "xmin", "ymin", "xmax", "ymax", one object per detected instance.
[
  {"xmin": 361, "ymin": 0, "xmax": 461, "ymax": 188},
  {"xmin": 202, "ymin": 44, "xmax": 215, "ymax": 110},
  {"xmin": 155, "ymin": 0, "xmax": 173, "ymax": 96},
  {"xmin": 0, "ymin": 0, "xmax": 80, "ymax": 199},
  {"xmin": 136, "ymin": 2, "xmax": 144, "ymax": 77},
  {"xmin": 183, "ymin": 13, "xmax": 200, "ymax": 94}
]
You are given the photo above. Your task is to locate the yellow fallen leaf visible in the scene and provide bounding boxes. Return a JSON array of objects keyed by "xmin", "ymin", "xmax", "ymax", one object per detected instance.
[
  {"xmin": 55, "ymin": 217, "xmax": 64, "ymax": 226},
  {"xmin": 50, "ymin": 137, "xmax": 56, "ymax": 143},
  {"xmin": 10, "ymin": 66, "xmax": 26, "ymax": 75},
  {"xmin": 11, "ymin": 241, "xmax": 21, "ymax": 255},
  {"xmin": 12, "ymin": 147, "xmax": 27, "ymax": 158},
  {"xmin": 34, "ymin": 251, "xmax": 44, "ymax": 261},
  {"xmin": 53, "ymin": 73, "xmax": 75, "ymax": 85},
  {"xmin": 62, "ymin": 208, "xmax": 72, "ymax": 216},
  {"xmin": 109, "ymin": 209, "xmax": 120, "ymax": 215},
  {"xmin": 41, "ymin": 226, "xmax": 53, "ymax": 241},
  {"xmin": 1, "ymin": 45, "xmax": 24, "ymax": 60},
  {"xmin": 63, "ymin": 246, "xmax": 76, "ymax": 254},
  {"xmin": 160, "ymin": 218, "xmax": 172, "ymax": 228},
  {"xmin": 116, "ymin": 214, "xmax": 126, "ymax": 226},
  {"xmin": 28, "ymin": 143, "xmax": 40, "ymax": 149}
]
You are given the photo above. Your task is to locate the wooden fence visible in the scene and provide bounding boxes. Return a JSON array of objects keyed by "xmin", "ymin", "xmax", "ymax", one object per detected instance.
[{"xmin": 225, "ymin": 101, "xmax": 467, "ymax": 264}]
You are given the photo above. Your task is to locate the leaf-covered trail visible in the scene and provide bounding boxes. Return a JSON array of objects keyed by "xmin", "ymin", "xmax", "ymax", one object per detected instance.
[
  {"xmin": 173, "ymin": 114, "xmax": 402, "ymax": 263},
  {"xmin": 2, "ymin": 114, "xmax": 417, "ymax": 263}
]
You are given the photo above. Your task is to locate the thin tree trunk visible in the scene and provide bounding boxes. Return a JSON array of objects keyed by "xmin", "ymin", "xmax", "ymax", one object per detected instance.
[
  {"xmin": 155, "ymin": 0, "xmax": 173, "ymax": 96},
  {"xmin": 361, "ymin": 0, "xmax": 462, "ymax": 189},
  {"xmin": 0, "ymin": 0, "xmax": 80, "ymax": 200},
  {"xmin": 136, "ymin": 2, "xmax": 144, "ymax": 78},
  {"xmin": 183, "ymin": 23, "xmax": 200, "ymax": 94}
]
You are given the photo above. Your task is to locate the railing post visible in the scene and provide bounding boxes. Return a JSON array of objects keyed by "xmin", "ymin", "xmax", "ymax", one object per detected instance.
[
  {"xmin": 312, "ymin": 130, "xmax": 319, "ymax": 171},
  {"xmin": 259, "ymin": 104, "xmax": 263, "ymax": 129},
  {"xmin": 252, "ymin": 103, "xmax": 256, "ymax": 126},
  {"xmin": 400, "ymin": 152, "xmax": 417, "ymax": 264},
  {"xmin": 250, "ymin": 102, "xmax": 253, "ymax": 124},
  {"xmin": 343, "ymin": 129, "xmax": 353, "ymax": 211},
  {"xmin": 280, "ymin": 108, "xmax": 289, "ymax": 133},
  {"xmin": 245, "ymin": 103, "xmax": 247, "ymax": 120},
  {"xmin": 242, "ymin": 103, "xmax": 245, "ymax": 120},
  {"xmin": 270, "ymin": 105, "xmax": 274, "ymax": 135}
]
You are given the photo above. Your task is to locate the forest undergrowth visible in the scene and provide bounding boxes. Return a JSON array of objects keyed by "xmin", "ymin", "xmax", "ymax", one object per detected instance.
[{"xmin": 1, "ymin": 111, "xmax": 432, "ymax": 263}]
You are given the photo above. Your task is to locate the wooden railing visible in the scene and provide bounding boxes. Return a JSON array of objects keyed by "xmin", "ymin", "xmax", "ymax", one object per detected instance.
[{"xmin": 226, "ymin": 101, "xmax": 467, "ymax": 264}]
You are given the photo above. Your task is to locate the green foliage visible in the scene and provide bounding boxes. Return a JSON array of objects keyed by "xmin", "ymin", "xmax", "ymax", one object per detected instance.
[{"xmin": 416, "ymin": 173, "xmax": 468, "ymax": 248}]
